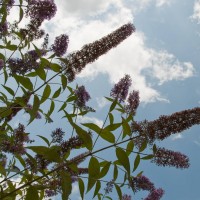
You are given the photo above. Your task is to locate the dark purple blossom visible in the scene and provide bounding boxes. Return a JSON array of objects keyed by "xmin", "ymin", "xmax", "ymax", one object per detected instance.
[
  {"xmin": 45, "ymin": 189, "xmax": 57, "ymax": 197},
  {"xmin": 152, "ymin": 147, "xmax": 190, "ymax": 169},
  {"xmin": 26, "ymin": 0, "xmax": 57, "ymax": 21},
  {"xmin": 104, "ymin": 180, "xmax": 114, "ymax": 194},
  {"xmin": 69, "ymin": 151, "xmax": 89, "ymax": 166},
  {"xmin": 125, "ymin": 90, "xmax": 140, "ymax": 114},
  {"xmin": 110, "ymin": 74, "xmax": 132, "ymax": 102},
  {"xmin": 144, "ymin": 188, "xmax": 164, "ymax": 200},
  {"xmin": 62, "ymin": 23, "xmax": 135, "ymax": 82},
  {"xmin": 131, "ymin": 107, "xmax": 200, "ymax": 144},
  {"xmin": 51, "ymin": 128, "xmax": 64, "ymax": 143},
  {"xmin": 74, "ymin": 86, "xmax": 91, "ymax": 108},
  {"xmin": 0, "ymin": 22, "xmax": 8, "ymax": 36},
  {"xmin": 122, "ymin": 194, "xmax": 132, "ymax": 200},
  {"xmin": 51, "ymin": 34, "xmax": 69, "ymax": 56},
  {"xmin": 129, "ymin": 175, "xmax": 154, "ymax": 192},
  {"xmin": 19, "ymin": 19, "xmax": 45, "ymax": 41},
  {"xmin": 60, "ymin": 136, "xmax": 84, "ymax": 154},
  {"xmin": 26, "ymin": 49, "xmax": 47, "ymax": 61}
]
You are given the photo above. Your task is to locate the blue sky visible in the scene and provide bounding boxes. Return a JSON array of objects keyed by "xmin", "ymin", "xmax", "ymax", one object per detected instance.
[
  {"xmin": 43, "ymin": 0, "xmax": 200, "ymax": 199},
  {"xmin": 7, "ymin": 0, "xmax": 200, "ymax": 199}
]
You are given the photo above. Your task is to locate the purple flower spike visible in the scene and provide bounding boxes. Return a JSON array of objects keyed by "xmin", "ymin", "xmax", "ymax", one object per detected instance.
[
  {"xmin": 152, "ymin": 147, "xmax": 190, "ymax": 169},
  {"xmin": 129, "ymin": 175, "xmax": 155, "ymax": 192},
  {"xmin": 26, "ymin": 0, "xmax": 57, "ymax": 21},
  {"xmin": 144, "ymin": 188, "xmax": 164, "ymax": 200},
  {"xmin": 125, "ymin": 90, "xmax": 140, "ymax": 114},
  {"xmin": 75, "ymin": 86, "xmax": 91, "ymax": 108},
  {"xmin": 122, "ymin": 194, "xmax": 132, "ymax": 200},
  {"xmin": 110, "ymin": 74, "xmax": 132, "ymax": 102},
  {"xmin": 51, "ymin": 34, "xmax": 69, "ymax": 56}
]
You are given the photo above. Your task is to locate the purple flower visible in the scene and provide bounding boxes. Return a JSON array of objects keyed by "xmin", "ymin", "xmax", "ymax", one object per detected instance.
[
  {"xmin": 125, "ymin": 90, "xmax": 140, "ymax": 114},
  {"xmin": 25, "ymin": 104, "xmax": 42, "ymax": 119},
  {"xmin": 104, "ymin": 180, "xmax": 114, "ymax": 194},
  {"xmin": 69, "ymin": 151, "xmax": 89, "ymax": 165},
  {"xmin": 144, "ymin": 188, "xmax": 164, "ymax": 200},
  {"xmin": 0, "ymin": 59, "xmax": 4, "ymax": 70},
  {"xmin": 51, "ymin": 128, "xmax": 64, "ymax": 143},
  {"xmin": 122, "ymin": 194, "xmax": 132, "ymax": 200},
  {"xmin": 129, "ymin": 175, "xmax": 155, "ymax": 192},
  {"xmin": 26, "ymin": 0, "xmax": 57, "ymax": 21},
  {"xmin": 110, "ymin": 74, "xmax": 132, "ymax": 102},
  {"xmin": 62, "ymin": 23, "xmax": 135, "ymax": 82},
  {"xmin": 0, "ymin": 22, "xmax": 8, "ymax": 36},
  {"xmin": 152, "ymin": 147, "xmax": 190, "ymax": 169},
  {"xmin": 51, "ymin": 34, "xmax": 69, "ymax": 56},
  {"xmin": 45, "ymin": 189, "xmax": 57, "ymax": 197},
  {"xmin": 26, "ymin": 49, "xmax": 47, "ymax": 60},
  {"xmin": 131, "ymin": 107, "xmax": 200, "ymax": 143},
  {"xmin": 74, "ymin": 86, "xmax": 91, "ymax": 108}
]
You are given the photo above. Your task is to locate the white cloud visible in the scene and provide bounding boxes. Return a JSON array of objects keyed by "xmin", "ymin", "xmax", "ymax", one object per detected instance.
[
  {"xmin": 41, "ymin": 0, "xmax": 195, "ymax": 103},
  {"xmin": 191, "ymin": 0, "xmax": 200, "ymax": 23},
  {"xmin": 171, "ymin": 133, "xmax": 183, "ymax": 141},
  {"xmin": 77, "ymin": 116, "xmax": 104, "ymax": 127}
]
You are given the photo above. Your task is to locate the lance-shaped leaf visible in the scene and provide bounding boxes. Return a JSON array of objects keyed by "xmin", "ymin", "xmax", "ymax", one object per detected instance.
[
  {"xmin": 87, "ymin": 157, "xmax": 100, "ymax": 192},
  {"xmin": 60, "ymin": 171, "xmax": 72, "ymax": 200},
  {"xmin": 133, "ymin": 154, "xmax": 140, "ymax": 172},
  {"xmin": 25, "ymin": 186, "xmax": 39, "ymax": 200},
  {"xmin": 40, "ymin": 84, "xmax": 51, "ymax": 104},
  {"xmin": 93, "ymin": 180, "xmax": 101, "ymax": 198},
  {"xmin": 82, "ymin": 123, "xmax": 115, "ymax": 143},
  {"xmin": 116, "ymin": 148, "xmax": 130, "ymax": 175},
  {"xmin": 78, "ymin": 178, "xmax": 85, "ymax": 200},
  {"xmin": 14, "ymin": 75, "xmax": 33, "ymax": 91}
]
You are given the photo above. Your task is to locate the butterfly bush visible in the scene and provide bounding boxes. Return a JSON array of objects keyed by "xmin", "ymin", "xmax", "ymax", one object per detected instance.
[{"xmin": 0, "ymin": 1, "xmax": 199, "ymax": 199}]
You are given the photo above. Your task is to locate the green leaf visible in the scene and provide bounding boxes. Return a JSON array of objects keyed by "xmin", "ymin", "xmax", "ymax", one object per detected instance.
[
  {"xmin": 47, "ymin": 100, "xmax": 55, "ymax": 116},
  {"xmin": 61, "ymin": 74, "xmax": 67, "ymax": 90},
  {"xmin": 87, "ymin": 157, "xmax": 100, "ymax": 192},
  {"xmin": 122, "ymin": 117, "xmax": 131, "ymax": 137},
  {"xmin": 99, "ymin": 162, "xmax": 111, "ymax": 178},
  {"xmin": 73, "ymin": 124, "xmax": 93, "ymax": 150},
  {"xmin": 19, "ymin": 7, "xmax": 24, "ymax": 23},
  {"xmin": 133, "ymin": 154, "xmax": 140, "ymax": 172},
  {"xmin": 25, "ymin": 186, "xmax": 39, "ymax": 200},
  {"xmin": 0, "ymin": 107, "xmax": 12, "ymax": 118},
  {"xmin": 153, "ymin": 144, "xmax": 157, "ymax": 154},
  {"xmin": 40, "ymin": 84, "xmax": 51, "ymax": 104},
  {"xmin": 93, "ymin": 180, "xmax": 101, "ymax": 198},
  {"xmin": 60, "ymin": 171, "xmax": 72, "ymax": 200},
  {"xmin": 35, "ymin": 66, "xmax": 46, "ymax": 81},
  {"xmin": 141, "ymin": 154, "xmax": 154, "ymax": 160},
  {"xmin": 82, "ymin": 123, "xmax": 115, "ymax": 143},
  {"xmin": 139, "ymin": 140, "xmax": 147, "ymax": 152},
  {"xmin": 108, "ymin": 113, "xmax": 114, "ymax": 124},
  {"xmin": 50, "ymin": 63, "xmax": 61, "ymax": 72},
  {"xmin": 2, "ymin": 85, "xmax": 15, "ymax": 96},
  {"xmin": 78, "ymin": 178, "xmax": 85, "ymax": 200},
  {"xmin": 29, "ymin": 95, "xmax": 40, "ymax": 124},
  {"xmin": 58, "ymin": 102, "xmax": 67, "ymax": 112},
  {"xmin": 27, "ymin": 146, "xmax": 61, "ymax": 162},
  {"xmin": 37, "ymin": 135, "xmax": 50, "ymax": 147},
  {"xmin": 6, "ymin": 44, "xmax": 18, "ymax": 51},
  {"xmin": 116, "ymin": 148, "xmax": 130, "ymax": 175},
  {"xmin": 52, "ymin": 87, "xmax": 61, "ymax": 98},
  {"xmin": 113, "ymin": 164, "xmax": 118, "ymax": 181},
  {"xmin": 114, "ymin": 184, "xmax": 122, "ymax": 200},
  {"xmin": 126, "ymin": 140, "xmax": 134, "ymax": 156},
  {"xmin": 14, "ymin": 75, "xmax": 33, "ymax": 91},
  {"xmin": 104, "ymin": 123, "xmax": 121, "ymax": 131},
  {"xmin": 109, "ymin": 99, "xmax": 117, "ymax": 112}
]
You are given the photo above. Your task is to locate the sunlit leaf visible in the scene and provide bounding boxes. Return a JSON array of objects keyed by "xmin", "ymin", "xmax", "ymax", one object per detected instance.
[{"xmin": 116, "ymin": 148, "xmax": 130, "ymax": 175}]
